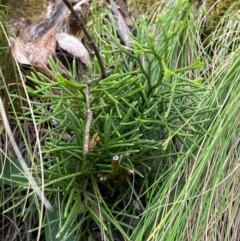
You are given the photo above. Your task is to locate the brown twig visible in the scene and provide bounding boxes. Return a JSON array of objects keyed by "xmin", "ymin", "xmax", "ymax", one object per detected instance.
[
  {"xmin": 82, "ymin": 67, "xmax": 114, "ymax": 151},
  {"xmin": 62, "ymin": 0, "xmax": 106, "ymax": 79},
  {"xmin": 83, "ymin": 84, "xmax": 92, "ymax": 155}
]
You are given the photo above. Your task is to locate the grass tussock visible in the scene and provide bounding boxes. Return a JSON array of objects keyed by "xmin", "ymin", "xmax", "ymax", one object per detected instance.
[{"xmin": 0, "ymin": 0, "xmax": 239, "ymax": 240}]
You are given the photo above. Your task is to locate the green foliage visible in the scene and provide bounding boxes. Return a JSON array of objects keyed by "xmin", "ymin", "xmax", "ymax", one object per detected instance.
[
  {"xmin": 1, "ymin": 7, "xmax": 207, "ymax": 239},
  {"xmin": 21, "ymin": 15, "xmax": 207, "ymax": 241},
  {"xmin": 1, "ymin": 1, "xmax": 239, "ymax": 241}
]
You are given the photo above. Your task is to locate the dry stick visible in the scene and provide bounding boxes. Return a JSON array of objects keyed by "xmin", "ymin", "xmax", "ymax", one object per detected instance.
[
  {"xmin": 83, "ymin": 84, "xmax": 92, "ymax": 155},
  {"xmin": 62, "ymin": 0, "xmax": 109, "ymax": 154},
  {"xmin": 83, "ymin": 67, "xmax": 113, "ymax": 153},
  {"xmin": 62, "ymin": 0, "xmax": 106, "ymax": 79}
]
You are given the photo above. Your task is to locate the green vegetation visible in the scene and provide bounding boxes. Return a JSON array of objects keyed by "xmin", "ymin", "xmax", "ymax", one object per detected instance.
[{"xmin": 0, "ymin": 0, "xmax": 239, "ymax": 240}]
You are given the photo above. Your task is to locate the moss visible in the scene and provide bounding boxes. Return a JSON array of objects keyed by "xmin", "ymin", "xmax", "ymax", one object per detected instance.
[{"xmin": 2, "ymin": 0, "xmax": 47, "ymax": 23}]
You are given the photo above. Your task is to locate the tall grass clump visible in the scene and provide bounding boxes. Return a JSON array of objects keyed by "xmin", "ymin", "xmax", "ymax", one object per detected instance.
[
  {"xmin": 130, "ymin": 1, "xmax": 240, "ymax": 241},
  {"xmin": 0, "ymin": 0, "xmax": 239, "ymax": 241}
]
